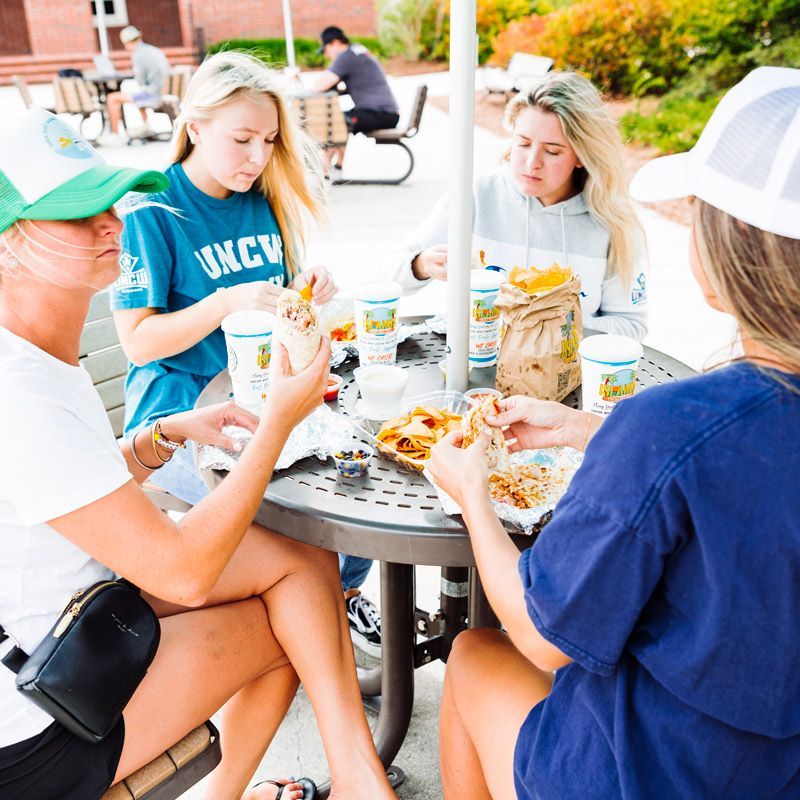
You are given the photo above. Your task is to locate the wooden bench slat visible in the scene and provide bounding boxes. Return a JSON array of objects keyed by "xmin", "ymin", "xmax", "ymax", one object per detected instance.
[
  {"xmin": 80, "ymin": 317, "xmax": 121, "ymax": 357},
  {"xmin": 87, "ymin": 291, "xmax": 111, "ymax": 323},
  {"xmin": 80, "ymin": 346, "xmax": 128, "ymax": 384},
  {"xmin": 167, "ymin": 724, "xmax": 212, "ymax": 768},
  {"xmin": 124, "ymin": 753, "xmax": 176, "ymax": 798}
]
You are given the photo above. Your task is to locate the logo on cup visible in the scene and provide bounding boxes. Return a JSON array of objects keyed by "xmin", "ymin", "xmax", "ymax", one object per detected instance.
[
  {"xmin": 363, "ymin": 307, "xmax": 396, "ymax": 335},
  {"xmin": 560, "ymin": 310, "xmax": 579, "ymax": 364},
  {"xmin": 471, "ymin": 294, "xmax": 499, "ymax": 323},
  {"xmin": 598, "ymin": 368, "xmax": 636, "ymax": 401},
  {"xmin": 227, "ymin": 345, "xmax": 238, "ymax": 372},
  {"xmin": 256, "ymin": 342, "xmax": 271, "ymax": 369}
]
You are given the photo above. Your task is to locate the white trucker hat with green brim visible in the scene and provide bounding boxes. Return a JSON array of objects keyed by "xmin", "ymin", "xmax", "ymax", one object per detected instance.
[
  {"xmin": 0, "ymin": 108, "xmax": 168, "ymax": 234},
  {"xmin": 630, "ymin": 66, "xmax": 800, "ymax": 240}
]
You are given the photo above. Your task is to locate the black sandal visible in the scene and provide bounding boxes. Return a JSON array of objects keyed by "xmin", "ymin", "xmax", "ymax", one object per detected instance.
[{"xmin": 253, "ymin": 777, "xmax": 317, "ymax": 800}]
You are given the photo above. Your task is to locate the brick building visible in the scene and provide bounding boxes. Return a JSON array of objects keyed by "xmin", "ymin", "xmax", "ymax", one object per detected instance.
[{"xmin": 0, "ymin": 0, "xmax": 377, "ymax": 84}]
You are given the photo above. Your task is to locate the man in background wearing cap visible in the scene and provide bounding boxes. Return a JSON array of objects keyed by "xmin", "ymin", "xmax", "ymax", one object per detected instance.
[
  {"xmin": 101, "ymin": 25, "xmax": 170, "ymax": 146},
  {"xmin": 311, "ymin": 25, "xmax": 399, "ymax": 177}
]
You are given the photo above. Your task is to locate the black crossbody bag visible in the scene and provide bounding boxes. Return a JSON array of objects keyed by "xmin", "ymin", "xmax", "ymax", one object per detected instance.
[{"xmin": 0, "ymin": 579, "xmax": 160, "ymax": 743}]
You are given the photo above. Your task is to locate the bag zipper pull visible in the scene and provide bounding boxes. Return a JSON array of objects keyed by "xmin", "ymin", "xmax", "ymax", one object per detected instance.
[{"xmin": 53, "ymin": 604, "xmax": 80, "ymax": 638}]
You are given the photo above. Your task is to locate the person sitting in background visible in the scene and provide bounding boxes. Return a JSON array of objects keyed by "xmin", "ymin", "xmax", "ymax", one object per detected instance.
[
  {"xmin": 101, "ymin": 25, "xmax": 170, "ymax": 146},
  {"xmin": 311, "ymin": 25, "xmax": 399, "ymax": 178},
  {"xmin": 427, "ymin": 66, "xmax": 800, "ymax": 800}
]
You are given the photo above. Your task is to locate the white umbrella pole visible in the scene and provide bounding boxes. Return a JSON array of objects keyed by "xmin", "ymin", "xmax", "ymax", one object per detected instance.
[
  {"xmin": 445, "ymin": 1, "xmax": 477, "ymax": 393},
  {"xmin": 282, "ymin": 0, "xmax": 296, "ymax": 69},
  {"xmin": 96, "ymin": 0, "xmax": 110, "ymax": 57}
]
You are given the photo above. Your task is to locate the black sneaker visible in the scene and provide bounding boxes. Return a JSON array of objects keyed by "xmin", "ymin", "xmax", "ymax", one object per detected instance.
[{"xmin": 346, "ymin": 593, "xmax": 381, "ymax": 658}]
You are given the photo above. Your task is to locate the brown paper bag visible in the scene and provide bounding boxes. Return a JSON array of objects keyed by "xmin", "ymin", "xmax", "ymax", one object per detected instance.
[{"xmin": 494, "ymin": 275, "xmax": 583, "ymax": 401}]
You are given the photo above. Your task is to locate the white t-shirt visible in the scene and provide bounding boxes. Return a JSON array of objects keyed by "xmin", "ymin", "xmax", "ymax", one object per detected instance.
[{"xmin": 0, "ymin": 327, "xmax": 132, "ymax": 747}]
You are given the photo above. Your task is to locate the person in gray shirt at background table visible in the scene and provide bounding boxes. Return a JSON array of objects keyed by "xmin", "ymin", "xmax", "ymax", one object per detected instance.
[
  {"xmin": 311, "ymin": 26, "xmax": 399, "ymax": 177},
  {"xmin": 101, "ymin": 25, "xmax": 170, "ymax": 146}
]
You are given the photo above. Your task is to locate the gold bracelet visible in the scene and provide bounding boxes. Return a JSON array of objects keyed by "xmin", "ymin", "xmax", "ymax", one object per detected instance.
[
  {"xmin": 130, "ymin": 430, "xmax": 158, "ymax": 470},
  {"xmin": 150, "ymin": 422, "xmax": 170, "ymax": 465}
]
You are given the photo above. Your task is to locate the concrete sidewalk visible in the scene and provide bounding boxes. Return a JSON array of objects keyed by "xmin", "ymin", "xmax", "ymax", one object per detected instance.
[{"xmin": 1, "ymin": 71, "xmax": 735, "ymax": 798}]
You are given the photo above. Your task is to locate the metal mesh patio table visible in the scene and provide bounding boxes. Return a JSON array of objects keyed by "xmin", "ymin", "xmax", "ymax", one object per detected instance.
[{"xmin": 196, "ymin": 319, "xmax": 696, "ymax": 794}]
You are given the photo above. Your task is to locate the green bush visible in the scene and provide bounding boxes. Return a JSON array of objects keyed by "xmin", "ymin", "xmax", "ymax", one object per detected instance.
[
  {"xmin": 620, "ymin": 88, "xmax": 724, "ymax": 152},
  {"xmin": 205, "ymin": 37, "xmax": 387, "ymax": 69}
]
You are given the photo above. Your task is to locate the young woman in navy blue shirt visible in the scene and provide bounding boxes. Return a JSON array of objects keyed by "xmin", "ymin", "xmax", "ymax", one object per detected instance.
[{"xmin": 427, "ymin": 66, "xmax": 800, "ymax": 799}]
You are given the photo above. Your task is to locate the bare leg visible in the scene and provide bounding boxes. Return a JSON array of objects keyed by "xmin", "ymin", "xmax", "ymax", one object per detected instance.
[
  {"xmin": 106, "ymin": 91, "xmax": 131, "ymax": 134},
  {"xmin": 115, "ymin": 597, "xmax": 305, "ymax": 800},
  {"xmin": 440, "ymin": 629, "xmax": 553, "ymax": 800},
  {"xmin": 155, "ymin": 525, "xmax": 395, "ymax": 799}
]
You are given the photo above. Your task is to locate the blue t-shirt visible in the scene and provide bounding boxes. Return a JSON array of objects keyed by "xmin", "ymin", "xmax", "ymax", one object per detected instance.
[
  {"xmin": 515, "ymin": 363, "xmax": 800, "ymax": 799},
  {"xmin": 110, "ymin": 163, "xmax": 288, "ymax": 435}
]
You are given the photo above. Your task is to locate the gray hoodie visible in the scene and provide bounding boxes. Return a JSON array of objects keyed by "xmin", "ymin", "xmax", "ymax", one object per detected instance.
[{"xmin": 387, "ymin": 168, "xmax": 648, "ymax": 340}]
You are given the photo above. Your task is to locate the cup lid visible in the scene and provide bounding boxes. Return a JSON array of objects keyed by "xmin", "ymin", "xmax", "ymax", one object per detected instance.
[
  {"xmin": 353, "ymin": 280, "xmax": 402, "ymax": 303},
  {"xmin": 470, "ymin": 270, "xmax": 503, "ymax": 291},
  {"xmin": 578, "ymin": 334, "xmax": 643, "ymax": 364},
  {"xmin": 221, "ymin": 310, "xmax": 275, "ymax": 336}
]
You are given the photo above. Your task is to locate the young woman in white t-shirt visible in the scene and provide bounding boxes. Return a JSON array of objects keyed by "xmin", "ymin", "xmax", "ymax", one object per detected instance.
[{"xmin": 0, "ymin": 111, "xmax": 395, "ymax": 800}]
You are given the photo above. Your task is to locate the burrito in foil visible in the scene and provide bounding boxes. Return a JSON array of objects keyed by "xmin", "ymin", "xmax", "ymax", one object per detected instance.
[{"xmin": 274, "ymin": 288, "xmax": 321, "ymax": 374}]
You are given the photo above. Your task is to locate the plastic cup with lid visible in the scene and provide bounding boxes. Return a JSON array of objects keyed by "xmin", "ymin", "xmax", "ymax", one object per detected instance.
[
  {"xmin": 469, "ymin": 269, "xmax": 504, "ymax": 368},
  {"xmin": 578, "ymin": 334, "xmax": 643, "ymax": 416},
  {"xmin": 221, "ymin": 310, "xmax": 275, "ymax": 412},
  {"xmin": 353, "ymin": 280, "xmax": 402, "ymax": 367}
]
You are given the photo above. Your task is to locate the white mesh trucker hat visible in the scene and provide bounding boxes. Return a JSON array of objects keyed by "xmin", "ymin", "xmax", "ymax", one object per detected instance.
[
  {"xmin": 0, "ymin": 109, "xmax": 167, "ymax": 234},
  {"xmin": 630, "ymin": 67, "xmax": 800, "ymax": 240}
]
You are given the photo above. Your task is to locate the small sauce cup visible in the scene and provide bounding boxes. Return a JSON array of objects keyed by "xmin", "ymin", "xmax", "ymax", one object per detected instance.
[
  {"xmin": 464, "ymin": 387, "xmax": 504, "ymax": 406},
  {"xmin": 333, "ymin": 446, "xmax": 374, "ymax": 478},
  {"xmin": 324, "ymin": 374, "xmax": 343, "ymax": 402}
]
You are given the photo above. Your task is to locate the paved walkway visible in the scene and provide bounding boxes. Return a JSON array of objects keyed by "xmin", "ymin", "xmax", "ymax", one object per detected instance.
[{"xmin": 2, "ymin": 70, "xmax": 735, "ymax": 798}]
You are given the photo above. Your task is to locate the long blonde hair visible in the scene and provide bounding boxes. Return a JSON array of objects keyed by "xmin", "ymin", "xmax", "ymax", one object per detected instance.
[
  {"xmin": 171, "ymin": 51, "xmax": 325, "ymax": 279},
  {"xmin": 505, "ymin": 72, "xmax": 643, "ymax": 287},
  {"xmin": 693, "ymin": 199, "xmax": 800, "ymax": 377}
]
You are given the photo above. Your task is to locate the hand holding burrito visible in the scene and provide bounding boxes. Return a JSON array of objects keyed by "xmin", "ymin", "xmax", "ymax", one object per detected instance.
[{"xmin": 273, "ymin": 288, "xmax": 322, "ymax": 374}]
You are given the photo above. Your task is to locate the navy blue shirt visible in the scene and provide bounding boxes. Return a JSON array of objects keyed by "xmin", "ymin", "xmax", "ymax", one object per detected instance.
[
  {"xmin": 515, "ymin": 363, "xmax": 800, "ymax": 799},
  {"xmin": 109, "ymin": 163, "xmax": 287, "ymax": 435}
]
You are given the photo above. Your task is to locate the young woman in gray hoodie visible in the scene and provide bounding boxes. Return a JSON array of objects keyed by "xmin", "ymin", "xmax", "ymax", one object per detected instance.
[{"xmin": 388, "ymin": 71, "xmax": 648, "ymax": 340}]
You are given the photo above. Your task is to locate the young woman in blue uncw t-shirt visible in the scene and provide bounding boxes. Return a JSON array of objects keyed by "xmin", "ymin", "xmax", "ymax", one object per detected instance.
[
  {"xmin": 427, "ymin": 66, "xmax": 800, "ymax": 799},
  {"xmin": 110, "ymin": 54, "xmax": 384, "ymax": 638},
  {"xmin": 111, "ymin": 51, "xmax": 335, "ymax": 491}
]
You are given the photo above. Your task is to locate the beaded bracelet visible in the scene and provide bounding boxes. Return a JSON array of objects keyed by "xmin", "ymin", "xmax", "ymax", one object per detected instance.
[
  {"xmin": 153, "ymin": 419, "xmax": 186, "ymax": 453},
  {"xmin": 130, "ymin": 430, "xmax": 158, "ymax": 470},
  {"xmin": 150, "ymin": 422, "xmax": 171, "ymax": 465}
]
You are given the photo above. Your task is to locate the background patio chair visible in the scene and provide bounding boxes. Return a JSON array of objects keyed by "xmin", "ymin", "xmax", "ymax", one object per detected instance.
[
  {"xmin": 52, "ymin": 76, "xmax": 103, "ymax": 140},
  {"xmin": 12, "ymin": 74, "xmax": 55, "ymax": 113},
  {"xmin": 289, "ymin": 90, "xmax": 350, "ymax": 153},
  {"xmin": 128, "ymin": 65, "xmax": 193, "ymax": 145},
  {"xmin": 354, "ymin": 83, "xmax": 428, "ymax": 186},
  {"xmin": 480, "ymin": 53, "xmax": 554, "ymax": 98}
]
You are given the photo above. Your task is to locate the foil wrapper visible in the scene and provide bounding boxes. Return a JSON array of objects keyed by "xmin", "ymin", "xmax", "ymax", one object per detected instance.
[
  {"xmin": 424, "ymin": 314, "xmax": 447, "ymax": 335},
  {"xmin": 197, "ymin": 403, "xmax": 354, "ymax": 473},
  {"xmin": 329, "ymin": 323, "xmax": 425, "ymax": 369},
  {"xmin": 424, "ymin": 447, "xmax": 583, "ymax": 534}
]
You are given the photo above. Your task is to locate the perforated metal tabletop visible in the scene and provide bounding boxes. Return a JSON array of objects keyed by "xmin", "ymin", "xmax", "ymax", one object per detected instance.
[{"xmin": 197, "ymin": 322, "xmax": 695, "ymax": 566}]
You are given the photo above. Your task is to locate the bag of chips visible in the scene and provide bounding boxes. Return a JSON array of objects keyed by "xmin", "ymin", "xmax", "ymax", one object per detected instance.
[{"xmin": 494, "ymin": 264, "xmax": 583, "ymax": 402}]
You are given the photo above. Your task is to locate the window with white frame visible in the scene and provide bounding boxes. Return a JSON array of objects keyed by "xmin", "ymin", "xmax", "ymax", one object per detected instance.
[{"xmin": 90, "ymin": 0, "xmax": 129, "ymax": 28}]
